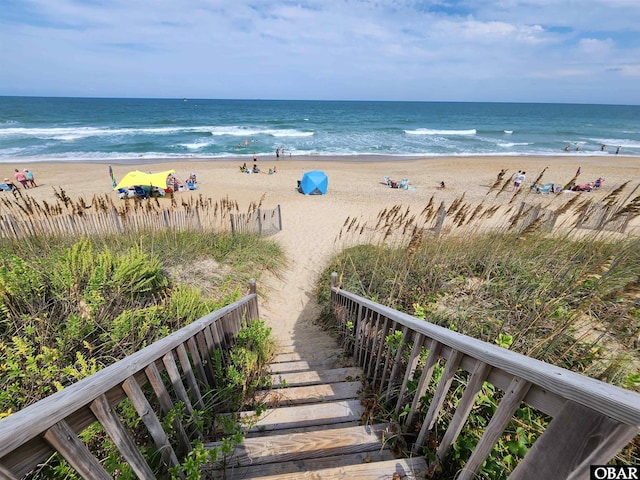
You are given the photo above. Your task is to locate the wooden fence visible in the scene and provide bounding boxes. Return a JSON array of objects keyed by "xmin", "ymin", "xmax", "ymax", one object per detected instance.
[
  {"xmin": 230, "ymin": 205, "xmax": 282, "ymax": 236},
  {"xmin": 512, "ymin": 202, "xmax": 559, "ymax": 233},
  {"xmin": 329, "ymin": 273, "xmax": 640, "ymax": 480},
  {"xmin": 0, "ymin": 194, "xmax": 282, "ymax": 239},
  {"xmin": 576, "ymin": 203, "xmax": 631, "ymax": 233},
  {"xmin": 0, "ymin": 280, "xmax": 259, "ymax": 479}
]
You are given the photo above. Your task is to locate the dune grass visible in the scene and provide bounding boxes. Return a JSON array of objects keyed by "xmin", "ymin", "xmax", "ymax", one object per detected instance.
[{"xmin": 0, "ymin": 229, "xmax": 284, "ymax": 416}]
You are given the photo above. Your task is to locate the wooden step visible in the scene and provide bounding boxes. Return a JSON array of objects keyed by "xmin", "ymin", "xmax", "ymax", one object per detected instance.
[
  {"xmin": 269, "ymin": 357, "xmax": 351, "ymax": 374},
  {"xmin": 272, "ymin": 367, "xmax": 362, "ymax": 388},
  {"xmin": 220, "ymin": 456, "xmax": 429, "ymax": 479},
  {"xmin": 255, "ymin": 381, "xmax": 361, "ymax": 407},
  {"xmin": 274, "ymin": 338, "xmax": 342, "ymax": 353},
  {"xmin": 205, "ymin": 423, "xmax": 390, "ymax": 469},
  {"xmin": 274, "ymin": 348, "xmax": 346, "ymax": 363},
  {"xmin": 239, "ymin": 399, "xmax": 364, "ymax": 432},
  {"xmin": 212, "ymin": 450, "xmax": 398, "ymax": 479}
]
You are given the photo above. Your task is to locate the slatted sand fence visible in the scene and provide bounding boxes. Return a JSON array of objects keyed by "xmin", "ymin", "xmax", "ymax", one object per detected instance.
[
  {"xmin": 230, "ymin": 205, "xmax": 282, "ymax": 236},
  {"xmin": 0, "ymin": 190, "xmax": 279, "ymax": 239},
  {"xmin": 328, "ymin": 272, "xmax": 640, "ymax": 480}
]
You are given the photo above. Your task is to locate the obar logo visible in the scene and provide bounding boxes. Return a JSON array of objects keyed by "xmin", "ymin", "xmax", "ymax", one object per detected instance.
[{"xmin": 591, "ymin": 466, "xmax": 639, "ymax": 480}]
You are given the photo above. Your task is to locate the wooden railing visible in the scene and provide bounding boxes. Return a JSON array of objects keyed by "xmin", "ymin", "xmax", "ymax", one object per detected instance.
[
  {"xmin": 329, "ymin": 273, "xmax": 640, "ymax": 480},
  {"xmin": 0, "ymin": 280, "xmax": 259, "ymax": 479}
]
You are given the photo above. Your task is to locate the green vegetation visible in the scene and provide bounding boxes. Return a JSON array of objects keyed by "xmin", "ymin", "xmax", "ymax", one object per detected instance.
[
  {"xmin": 319, "ymin": 209, "xmax": 640, "ymax": 479},
  {"xmin": 321, "ymin": 232, "xmax": 640, "ymax": 386},
  {"xmin": 0, "ymin": 230, "xmax": 283, "ymax": 416}
]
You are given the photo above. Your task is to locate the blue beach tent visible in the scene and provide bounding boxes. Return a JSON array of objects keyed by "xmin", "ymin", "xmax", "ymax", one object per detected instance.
[{"xmin": 299, "ymin": 170, "xmax": 328, "ymax": 195}]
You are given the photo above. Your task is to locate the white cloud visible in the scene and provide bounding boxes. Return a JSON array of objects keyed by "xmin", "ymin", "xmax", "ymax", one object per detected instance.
[{"xmin": 0, "ymin": 0, "xmax": 638, "ymax": 103}]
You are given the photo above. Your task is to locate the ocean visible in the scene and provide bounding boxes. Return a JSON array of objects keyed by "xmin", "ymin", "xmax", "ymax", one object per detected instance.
[{"xmin": 1, "ymin": 97, "xmax": 639, "ymax": 164}]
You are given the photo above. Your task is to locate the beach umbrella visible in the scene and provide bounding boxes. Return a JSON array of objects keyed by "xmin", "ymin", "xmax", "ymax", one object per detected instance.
[
  {"xmin": 113, "ymin": 169, "xmax": 175, "ymax": 190},
  {"xmin": 109, "ymin": 165, "xmax": 117, "ymax": 187}
]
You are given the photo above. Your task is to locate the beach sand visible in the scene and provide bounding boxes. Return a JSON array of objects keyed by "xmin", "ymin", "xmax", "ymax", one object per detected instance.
[{"xmin": 3, "ymin": 155, "xmax": 638, "ymax": 343}]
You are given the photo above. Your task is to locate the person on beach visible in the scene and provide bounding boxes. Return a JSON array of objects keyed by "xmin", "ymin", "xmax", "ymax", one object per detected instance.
[
  {"xmin": 276, "ymin": 148, "xmax": 280, "ymax": 158},
  {"xmin": 564, "ymin": 145, "xmax": 570, "ymax": 152},
  {"xmin": 3, "ymin": 178, "xmax": 17, "ymax": 191},
  {"xmin": 439, "ymin": 181, "xmax": 446, "ymax": 189},
  {"xmin": 253, "ymin": 152, "xmax": 257, "ymax": 162},
  {"xmin": 601, "ymin": 144, "xmax": 606, "ymax": 151},
  {"xmin": 24, "ymin": 169, "xmax": 36, "ymax": 187},
  {"xmin": 616, "ymin": 146, "xmax": 621, "ymax": 154},
  {"xmin": 14, "ymin": 169, "xmax": 28, "ymax": 188},
  {"xmin": 513, "ymin": 171, "xmax": 526, "ymax": 191},
  {"xmin": 497, "ymin": 169, "xmax": 507, "ymax": 181}
]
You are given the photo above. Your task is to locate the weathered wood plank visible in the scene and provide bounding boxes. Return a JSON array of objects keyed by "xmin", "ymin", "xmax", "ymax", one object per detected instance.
[
  {"xmin": 255, "ymin": 381, "xmax": 361, "ymax": 407},
  {"xmin": 235, "ymin": 457, "xmax": 427, "ymax": 480},
  {"xmin": 394, "ymin": 332, "xmax": 425, "ymax": 416},
  {"xmin": 90, "ymin": 394, "xmax": 156, "ymax": 479},
  {"xmin": 384, "ymin": 325, "xmax": 410, "ymax": 401},
  {"xmin": 510, "ymin": 401, "xmax": 640, "ymax": 480},
  {"xmin": 163, "ymin": 351, "xmax": 194, "ymax": 416},
  {"xmin": 269, "ymin": 358, "xmax": 349, "ymax": 374},
  {"xmin": 272, "ymin": 349, "xmax": 345, "ymax": 363},
  {"xmin": 406, "ymin": 338, "xmax": 442, "ymax": 428},
  {"xmin": 175, "ymin": 343, "xmax": 204, "ymax": 410},
  {"xmin": 43, "ymin": 420, "xmax": 112, "ymax": 480},
  {"xmin": 121, "ymin": 377, "xmax": 182, "ymax": 471},
  {"xmin": 436, "ymin": 360, "xmax": 492, "ymax": 463},
  {"xmin": 271, "ymin": 367, "xmax": 362, "ymax": 388},
  {"xmin": 205, "ymin": 423, "xmax": 389, "ymax": 467},
  {"xmin": 0, "ymin": 462, "xmax": 19, "ymax": 480},
  {"xmin": 239, "ymin": 399, "xmax": 365, "ymax": 432},
  {"xmin": 414, "ymin": 349, "xmax": 464, "ymax": 451},
  {"xmin": 457, "ymin": 376, "xmax": 531, "ymax": 480},
  {"xmin": 144, "ymin": 363, "xmax": 191, "ymax": 457}
]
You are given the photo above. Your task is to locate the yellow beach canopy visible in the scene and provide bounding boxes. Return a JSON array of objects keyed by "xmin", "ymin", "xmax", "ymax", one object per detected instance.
[{"xmin": 114, "ymin": 169, "xmax": 175, "ymax": 190}]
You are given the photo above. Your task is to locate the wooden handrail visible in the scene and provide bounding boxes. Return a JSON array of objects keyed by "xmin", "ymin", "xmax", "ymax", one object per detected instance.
[
  {"xmin": 0, "ymin": 280, "xmax": 259, "ymax": 478},
  {"xmin": 329, "ymin": 272, "xmax": 640, "ymax": 479}
]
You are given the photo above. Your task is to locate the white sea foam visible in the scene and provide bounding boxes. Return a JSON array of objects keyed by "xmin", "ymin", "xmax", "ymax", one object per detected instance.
[
  {"xmin": 210, "ymin": 126, "xmax": 313, "ymax": 137},
  {"xmin": 178, "ymin": 141, "xmax": 213, "ymax": 150},
  {"xmin": 0, "ymin": 125, "xmax": 215, "ymax": 140},
  {"xmin": 404, "ymin": 128, "xmax": 476, "ymax": 136},
  {"xmin": 504, "ymin": 130, "xmax": 513, "ymax": 134}
]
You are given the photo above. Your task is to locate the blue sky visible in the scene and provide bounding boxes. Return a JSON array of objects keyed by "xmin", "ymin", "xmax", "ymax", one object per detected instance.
[{"xmin": 1, "ymin": 0, "xmax": 639, "ymax": 104}]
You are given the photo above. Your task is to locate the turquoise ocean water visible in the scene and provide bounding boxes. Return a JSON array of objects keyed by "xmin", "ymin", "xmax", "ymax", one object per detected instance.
[{"xmin": 1, "ymin": 97, "xmax": 639, "ymax": 164}]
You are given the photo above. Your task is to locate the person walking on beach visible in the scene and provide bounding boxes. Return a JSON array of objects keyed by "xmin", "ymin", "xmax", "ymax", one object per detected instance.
[
  {"xmin": 513, "ymin": 171, "xmax": 526, "ymax": 191},
  {"xmin": 14, "ymin": 169, "xmax": 28, "ymax": 189},
  {"xmin": 24, "ymin": 169, "xmax": 36, "ymax": 187},
  {"xmin": 616, "ymin": 146, "xmax": 621, "ymax": 154},
  {"xmin": 276, "ymin": 148, "xmax": 280, "ymax": 158},
  {"xmin": 497, "ymin": 168, "xmax": 507, "ymax": 181}
]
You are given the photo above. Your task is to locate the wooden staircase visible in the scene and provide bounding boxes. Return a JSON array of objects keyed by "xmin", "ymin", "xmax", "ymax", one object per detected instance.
[{"xmin": 205, "ymin": 337, "xmax": 428, "ymax": 479}]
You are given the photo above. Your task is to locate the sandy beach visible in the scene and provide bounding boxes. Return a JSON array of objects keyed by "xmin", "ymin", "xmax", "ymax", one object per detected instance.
[{"xmin": 2, "ymin": 155, "xmax": 638, "ymax": 342}]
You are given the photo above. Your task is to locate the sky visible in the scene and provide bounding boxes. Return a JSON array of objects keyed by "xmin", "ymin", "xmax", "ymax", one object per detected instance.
[{"xmin": 1, "ymin": 0, "xmax": 639, "ymax": 104}]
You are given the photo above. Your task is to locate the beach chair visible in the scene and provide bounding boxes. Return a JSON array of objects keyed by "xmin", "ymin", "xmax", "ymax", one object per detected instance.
[
  {"xmin": 535, "ymin": 183, "xmax": 554, "ymax": 194},
  {"xmin": 133, "ymin": 186, "xmax": 149, "ymax": 199},
  {"xmin": 398, "ymin": 178, "xmax": 415, "ymax": 190}
]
